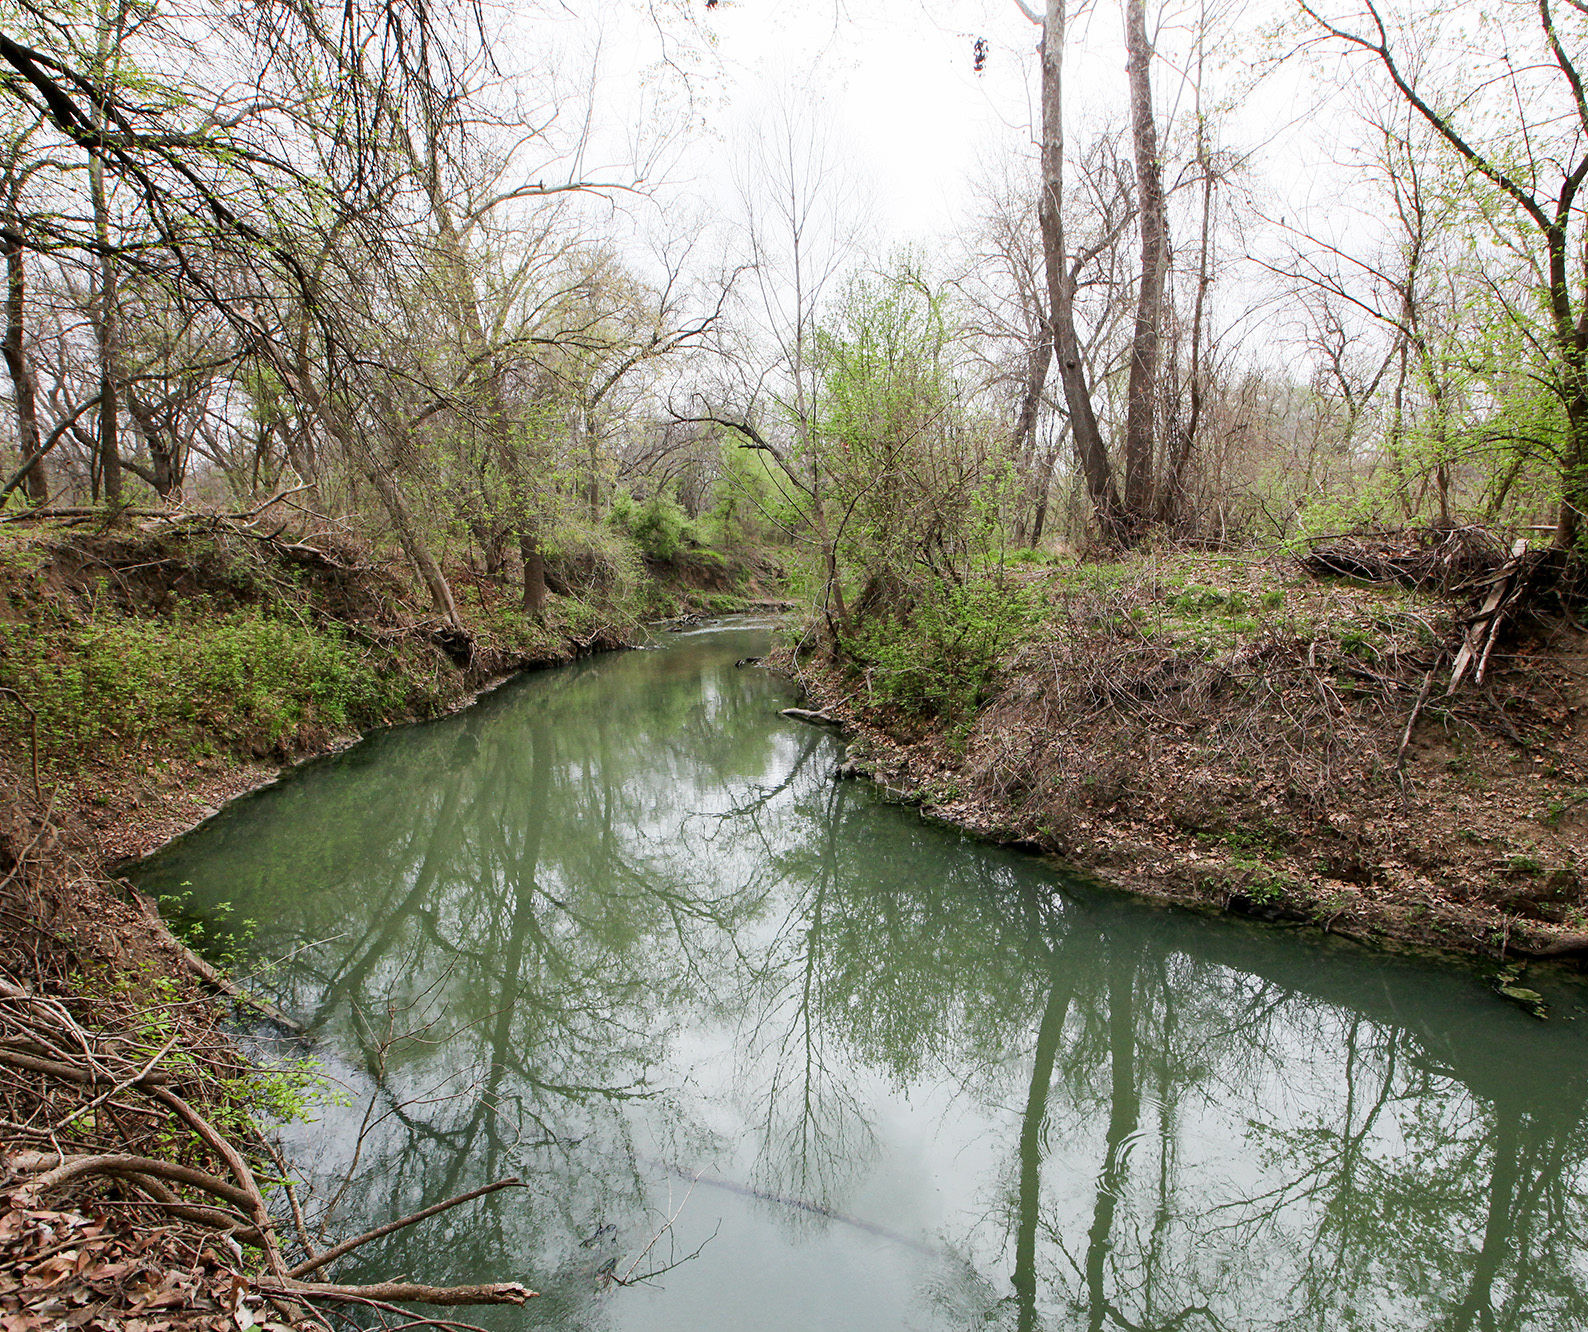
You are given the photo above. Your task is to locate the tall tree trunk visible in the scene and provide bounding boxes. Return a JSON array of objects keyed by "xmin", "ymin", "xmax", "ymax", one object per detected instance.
[
  {"xmin": 401, "ymin": 124, "xmax": 547, "ymax": 608},
  {"xmin": 89, "ymin": 154, "xmax": 121, "ymax": 506},
  {"xmin": 90, "ymin": 1, "xmax": 122, "ymax": 507},
  {"xmin": 1011, "ymin": 329, "xmax": 1053, "ymax": 546},
  {"xmin": 1038, "ymin": 0, "xmax": 1120, "ymax": 530},
  {"xmin": 519, "ymin": 530, "xmax": 545, "ymax": 619},
  {"xmin": 2, "ymin": 215, "xmax": 46, "ymax": 504},
  {"xmin": 1028, "ymin": 436, "xmax": 1064, "ymax": 549},
  {"xmin": 366, "ymin": 466, "xmax": 460, "ymax": 626},
  {"xmin": 1160, "ymin": 111, "xmax": 1213, "ymax": 524},
  {"xmin": 1122, "ymin": 0, "xmax": 1168, "ymax": 527}
]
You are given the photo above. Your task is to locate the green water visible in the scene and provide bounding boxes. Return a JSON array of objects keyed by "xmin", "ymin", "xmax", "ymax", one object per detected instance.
[{"xmin": 132, "ymin": 622, "xmax": 1588, "ymax": 1331}]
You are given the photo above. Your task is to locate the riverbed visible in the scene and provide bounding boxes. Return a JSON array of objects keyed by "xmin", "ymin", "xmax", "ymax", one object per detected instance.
[{"xmin": 132, "ymin": 621, "xmax": 1588, "ymax": 1330}]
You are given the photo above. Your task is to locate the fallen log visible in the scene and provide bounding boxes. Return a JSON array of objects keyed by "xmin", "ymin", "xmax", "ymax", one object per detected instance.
[
  {"xmin": 259, "ymin": 1277, "xmax": 537, "ymax": 1307},
  {"xmin": 780, "ymin": 707, "xmax": 841, "ymax": 728}
]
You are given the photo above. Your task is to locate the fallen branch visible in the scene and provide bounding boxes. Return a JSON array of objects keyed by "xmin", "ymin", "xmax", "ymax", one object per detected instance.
[
  {"xmin": 11, "ymin": 1150, "xmax": 256, "ymax": 1210},
  {"xmin": 0, "ymin": 1044, "xmax": 174, "ymax": 1087},
  {"xmin": 780, "ymin": 706, "xmax": 841, "ymax": 728},
  {"xmin": 1448, "ymin": 538, "xmax": 1527, "ymax": 694},
  {"xmin": 287, "ymin": 1177, "xmax": 524, "ymax": 1279},
  {"xmin": 147, "ymin": 1085, "xmax": 287, "ymax": 1276},
  {"xmin": 1396, "ymin": 668, "xmax": 1437, "ymax": 777},
  {"xmin": 259, "ymin": 1278, "xmax": 537, "ymax": 1307}
]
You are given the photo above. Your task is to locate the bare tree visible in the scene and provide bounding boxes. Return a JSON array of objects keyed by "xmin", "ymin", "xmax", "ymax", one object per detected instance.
[{"xmin": 1297, "ymin": 0, "xmax": 1588, "ymax": 549}]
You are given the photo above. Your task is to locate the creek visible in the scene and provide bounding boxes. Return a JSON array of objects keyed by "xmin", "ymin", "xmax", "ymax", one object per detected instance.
[{"xmin": 132, "ymin": 621, "xmax": 1588, "ymax": 1331}]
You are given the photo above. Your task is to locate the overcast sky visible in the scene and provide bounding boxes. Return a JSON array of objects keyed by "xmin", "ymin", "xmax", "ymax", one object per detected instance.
[{"xmin": 505, "ymin": 0, "xmax": 1393, "ymax": 377}]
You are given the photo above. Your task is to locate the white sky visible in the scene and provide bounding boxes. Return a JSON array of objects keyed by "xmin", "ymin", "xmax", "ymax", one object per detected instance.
[
  {"xmin": 622, "ymin": 0, "xmax": 1319, "ymax": 243},
  {"xmin": 502, "ymin": 0, "xmax": 1425, "ymax": 380}
]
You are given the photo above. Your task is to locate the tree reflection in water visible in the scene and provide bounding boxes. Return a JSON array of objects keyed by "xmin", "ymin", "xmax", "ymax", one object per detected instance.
[{"xmin": 135, "ymin": 627, "xmax": 1588, "ymax": 1332}]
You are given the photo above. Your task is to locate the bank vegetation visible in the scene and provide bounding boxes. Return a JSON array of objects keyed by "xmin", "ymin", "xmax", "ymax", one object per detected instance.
[{"xmin": 3, "ymin": 0, "xmax": 1588, "ymax": 1321}]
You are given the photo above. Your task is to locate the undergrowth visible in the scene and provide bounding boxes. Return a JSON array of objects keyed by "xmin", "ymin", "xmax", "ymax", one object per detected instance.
[
  {"xmin": 842, "ymin": 578, "xmax": 1041, "ymax": 721},
  {"xmin": 0, "ymin": 606, "xmax": 422, "ymax": 767}
]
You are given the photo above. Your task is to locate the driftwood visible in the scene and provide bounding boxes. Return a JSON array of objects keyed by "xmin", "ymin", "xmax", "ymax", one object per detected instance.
[
  {"xmin": 1448, "ymin": 538, "xmax": 1528, "ymax": 693},
  {"xmin": 260, "ymin": 1278, "xmax": 536, "ymax": 1307},
  {"xmin": 780, "ymin": 707, "xmax": 841, "ymax": 728}
]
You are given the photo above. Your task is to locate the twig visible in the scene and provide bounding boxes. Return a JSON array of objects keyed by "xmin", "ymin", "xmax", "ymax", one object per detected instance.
[
  {"xmin": 148, "ymin": 1085, "xmax": 288, "ymax": 1276},
  {"xmin": 0, "ymin": 686, "xmax": 43, "ymax": 805},
  {"xmin": 1396, "ymin": 668, "xmax": 1437, "ymax": 778},
  {"xmin": 49, "ymin": 1026, "xmax": 183, "ymax": 1134},
  {"xmin": 257, "ymin": 1278, "xmax": 536, "ymax": 1307},
  {"xmin": 234, "ymin": 484, "xmax": 312, "ymax": 521},
  {"xmin": 618, "ymin": 1171, "xmax": 700, "ymax": 1285},
  {"xmin": 287, "ymin": 1178, "xmax": 524, "ymax": 1279}
]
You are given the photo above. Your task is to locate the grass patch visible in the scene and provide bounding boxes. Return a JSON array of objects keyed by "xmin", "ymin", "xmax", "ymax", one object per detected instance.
[
  {"xmin": 0, "ymin": 604, "xmax": 422, "ymax": 767},
  {"xmin": 844, "ymin": 577, "xmax": 1041, "ymax": 722}
]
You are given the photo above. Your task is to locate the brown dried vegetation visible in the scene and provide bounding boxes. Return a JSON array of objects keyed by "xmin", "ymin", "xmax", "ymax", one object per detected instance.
[{"xmin": 791, "ymin": 538, "xmax": 1588, "ymax": 961}]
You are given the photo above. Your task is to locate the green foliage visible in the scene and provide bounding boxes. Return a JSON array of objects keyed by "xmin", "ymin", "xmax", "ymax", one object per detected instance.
[
  {"xmin": 703, "ymin": 440, "xmax": 782, "ymax": 550},
  {"xmin": 816, "ymin": 255, "xmax": 1010, "ymax": 600},
  {"xmin": 543, "ymin": 514, "xmax": 645, "ymax": 600},
  {"xmin": 1166, "ymin": 584, "xmax": 1247, "ymax": 616},
  {"xmin": 844, "ymin": 578, "xmax": 1039, "ymax": 720},
  {"xmin": 610, "ymin": 489, "xmax": 701, "ymax": 561},
  {"xmin": 0, "ymin": 605, "xmax": 411, "ymax": 766}
]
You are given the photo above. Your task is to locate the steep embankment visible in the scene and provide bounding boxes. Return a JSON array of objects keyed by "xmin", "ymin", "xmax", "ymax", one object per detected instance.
[
  {"xmin": 785, "ymin": 542, "xmax": 1588, "ymax": 969},
  {"xmin": 0, "ymin": 514, "xmax": 776, "ymax": 1325}
]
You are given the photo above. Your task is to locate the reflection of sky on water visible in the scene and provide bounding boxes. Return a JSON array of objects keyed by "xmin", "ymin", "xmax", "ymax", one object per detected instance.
[{"xmin": 135, "ymin": 624, "xmax": 1588, "ymax": 1332}]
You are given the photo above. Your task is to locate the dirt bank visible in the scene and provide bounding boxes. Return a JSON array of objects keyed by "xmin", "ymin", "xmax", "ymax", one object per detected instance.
[
  {"xmin": 783, "ymin": 546, "xmax": 1588, "ymax": 969},
  {"xmin": 0, "ymin": 515, "xmax": 751, "ymax": 1325}
]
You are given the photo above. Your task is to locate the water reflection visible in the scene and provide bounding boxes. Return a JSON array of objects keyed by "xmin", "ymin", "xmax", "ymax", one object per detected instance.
[{"xmin": 134, "ymin": 625, "xmax": 1588, "ymax": 1331}]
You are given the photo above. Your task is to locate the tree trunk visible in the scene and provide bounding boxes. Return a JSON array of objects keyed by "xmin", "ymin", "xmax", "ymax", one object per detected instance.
[
  {"xmin": 1559, "ymin": 395, "xmax": 1588, "ymax": 549},
  {"xmin": 1122, "ymin": 0, "xmax": 1168, "ymax": 527},
  {"xmin": 519, "ymin": 530, "xmax": 545, "ymax": 619},
  {"xmin": 90, "ymin": 152, "xmax": 121, "ymax": 507},
  {"xmin": 1028, "ymin": 436, "xmax": 1064, "ymax": 549},
  {"xmin": 1160, "ymin": 113, "xmax": 1213, "ymax": 524},
  {"xmin": 125, "ymin": 391, "xmax": 181, "ymax": 499},
  {"xmin": 1038, "ymin": 0, "xmax": 1120, "ymax": 530},
  {"xmin": 366, "ymin": 466, "xmax": 461, "ymax": 626},
  {"xmin": 1011, "ymin": 329, "xmax": 1053, "ymax": 546},
  {"xmin": 90, "ymin": 4, "xmax": 122, "ymax": 508},
  {"xmin": 2, "ymin": 216, "xmax": 46, "ymax": 504}
]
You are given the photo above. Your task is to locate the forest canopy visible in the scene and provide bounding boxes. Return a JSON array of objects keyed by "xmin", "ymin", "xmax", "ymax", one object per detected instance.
[{"xmin": 2, "ymin": 0, "xmax": 1585, "ymax": 629}]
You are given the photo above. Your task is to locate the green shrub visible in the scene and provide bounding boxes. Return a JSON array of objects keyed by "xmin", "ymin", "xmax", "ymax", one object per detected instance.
[
  {"xmin": 542, "ymin": 516, "xmax": 644, "ymax": 602},
  {"xmin": 610, "ymin": 490, "xmax": 699, "ymax": 561},
  {"xmin": 845, "ymin": 578, "xmax": 1039, "ymax": 719},
  {"xmin": 0, "ymin": 606, "xmax": 408, "ymax": 765}
]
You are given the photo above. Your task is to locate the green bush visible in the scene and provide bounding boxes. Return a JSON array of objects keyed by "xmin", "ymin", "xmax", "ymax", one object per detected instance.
[
  {"xmin": 610, "ymin": 490, "xmax": 699, "ymax": 561},
  {"xmin": 845, "ymin": 578, "xmax": 1039, "ymax": 719},
  {"xmin": 542, "ymin": 516, "xmax": 644, "ymax": 602},
  {"xmin": 0, "ymin": 607, "xmax": 408, "ymax": 765}
]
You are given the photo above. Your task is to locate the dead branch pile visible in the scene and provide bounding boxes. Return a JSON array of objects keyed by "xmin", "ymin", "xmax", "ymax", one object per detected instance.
[
  {"xmin": 1300, "ymin": 527, "xmax": 1588, "ymax": 695},
  {"xmin": 954, "ymin": 561, "xmax": 1566, "ymax": 846},
  {"xmin": 1299, "ymin": 525, "xmax": 1515, "ymax": 593},
  {"xmin": 0, "ymin": 815, "xmax": 536, "ymax": 1329}
]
